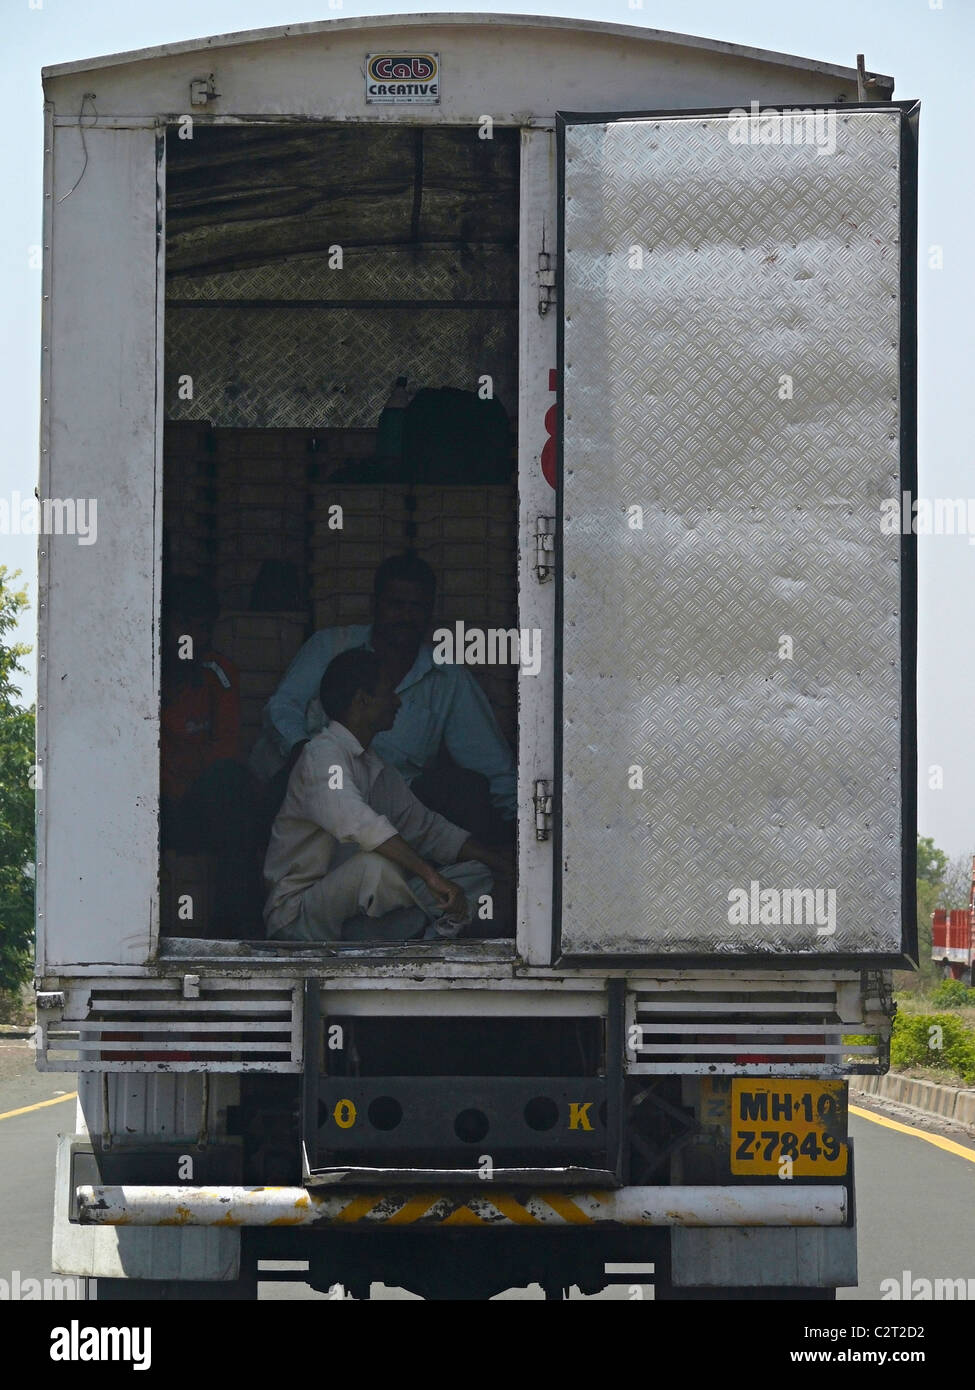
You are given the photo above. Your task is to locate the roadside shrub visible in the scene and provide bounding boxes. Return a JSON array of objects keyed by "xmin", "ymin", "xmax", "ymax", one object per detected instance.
[
  {"xmin": 930, "ymin": 979, "xmax": 975, "ymax": 1009},
  {"xmin": 0, "ymin": 984, "xmax": 32, "ymax": 1027},
  {"xmin": 890, "ymin": 1012, "xmax": 975, "ymax": 1084}
]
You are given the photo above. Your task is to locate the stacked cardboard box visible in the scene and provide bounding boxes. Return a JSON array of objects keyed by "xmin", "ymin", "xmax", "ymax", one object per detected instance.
[
  {"xmin": 308, "ymin": 483, "xmax": 519, "ymax": 744},
  {"xmin": 162, "ymin": 423, "xmax": 217, "ymax": 576},
  {"xmin": 308, "ymin": 428, "xmax": 378, "ymax": 472},
  {"xmin": 165, "ymin": 430, "xmax": 518, "ymax": 755},
  {"xmin": 309, "ymin": 485, "xmax": 409, "ymax": 628},
  {"xmin": 211, "ymin": 611, "xmax": 309, "ymax": 759},
  {"xmin": 414, "ymin": 485, "xmax": 519, "ymax": 747},
  {"xmin": 213, "ymin": 430, "xmax": 309, "ymax": 612}
]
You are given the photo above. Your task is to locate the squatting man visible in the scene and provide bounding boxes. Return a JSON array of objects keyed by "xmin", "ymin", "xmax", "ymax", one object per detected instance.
[{"xmin": 263, "ymin": 649, "xmax": 513, "ymax": 942}]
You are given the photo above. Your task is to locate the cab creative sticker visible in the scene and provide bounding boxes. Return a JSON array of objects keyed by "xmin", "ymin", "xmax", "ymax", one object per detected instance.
[{"xmin": 366, "ymin": 53, "xmax": 440, "ymax": 104}]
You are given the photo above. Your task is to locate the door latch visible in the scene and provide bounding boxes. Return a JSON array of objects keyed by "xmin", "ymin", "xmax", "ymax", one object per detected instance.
[
  {"xmin": 538, "ymin": 251, "xmax": 556, "ymax": 316},
  {"xmin": 190, "ymin": 74, "xmax": 220, "ymax": 107},
  {"xmin": 533, "ymin": 779, "xmax": 553, "ymax": 841},
  {"xmin": 535, "ymin": 516, "xmax": 555, "ymax": 583}
]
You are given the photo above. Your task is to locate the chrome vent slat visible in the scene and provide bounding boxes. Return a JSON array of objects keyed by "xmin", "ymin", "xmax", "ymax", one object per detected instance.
[
  {"xmin": 633, "ymin": 1023, "xmax": 852, "ymax": 1035},
  {"xmin": 88, "ymin": 999, "xmax": 289, "ymax": 1013},
  {"xmin": 56, "ymin": 1040, "xmax": 294, "ymax": 1053},
  {"xmin": 636, "ymin": 1005, "xmax": 834, "ymax": 1014},
  {"xmin": 628, "ymin": 981, "xmax": 885, "ymax": 1077},
  {"xmin": 63, "ymin": 1020, "xmax": 290, "ymax": 1032},
  {"xmin": 632, "ymin": 1044, "xmax": 875, "ymax": 1056},
  {"xmin": 36, "ymin": 978, "xmax": 303, "ymax": 1073}
]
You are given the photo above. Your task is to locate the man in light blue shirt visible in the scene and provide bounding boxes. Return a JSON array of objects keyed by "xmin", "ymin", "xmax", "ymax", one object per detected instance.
[{"xmin": 252, "ymin": 554, "xmax": 516, "ymax": 839}]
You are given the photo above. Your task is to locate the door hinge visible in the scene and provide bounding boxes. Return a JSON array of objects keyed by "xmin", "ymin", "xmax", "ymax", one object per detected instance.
[
  {"xmin": 533, "ymin": 779, "xmax": 553, "ymax": 841},
  {"xmin": 535, "ymin": 516, "xmax": 555, "ymax": 583},
  {"xmin": 538, "ymin": 251, "xmax": 556, "ymax": 316},
  {"xmin": 190, "ymin": 74, "xmax": 221, "ymax": 107}
]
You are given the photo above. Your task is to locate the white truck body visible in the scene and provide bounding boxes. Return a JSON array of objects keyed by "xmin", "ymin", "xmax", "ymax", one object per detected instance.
[{"xmin": 34, "ymin": 14, "xmax": 917, "ymax": 1298}]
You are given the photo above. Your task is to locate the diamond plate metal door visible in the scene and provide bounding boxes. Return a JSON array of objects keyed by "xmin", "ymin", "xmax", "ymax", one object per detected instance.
[{"xmin": 556, "ymin": 106, "xmax": 917, "ymax": 960}]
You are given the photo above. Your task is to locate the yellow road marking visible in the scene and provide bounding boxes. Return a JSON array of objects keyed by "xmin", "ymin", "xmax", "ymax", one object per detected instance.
[
  {"xmin": 540, "ymin": 1192, "xmax": 591, "ymax": 1224},
  {"xmin": 850, "ymin": 1103, "xmax": 975, "ymax": 1163},
  {"xmin": 0, "ymin": 1092, "xmax": 77, "ymax": 1122}
]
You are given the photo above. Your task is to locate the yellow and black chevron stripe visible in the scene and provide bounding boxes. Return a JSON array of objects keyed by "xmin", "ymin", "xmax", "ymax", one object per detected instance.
[{"xmin": 300, "ymin": 1191, "xmax": 611, "ymax": 1226}]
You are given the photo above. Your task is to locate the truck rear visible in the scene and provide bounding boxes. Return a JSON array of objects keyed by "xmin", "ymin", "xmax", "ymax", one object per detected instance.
[
  {"xmin": 34, "ymin": 14, "xmax": 917, "ymax": 1299},
  {"xmin": 931, "ymin": 857, "xmax": 975, "ymax": 983}
]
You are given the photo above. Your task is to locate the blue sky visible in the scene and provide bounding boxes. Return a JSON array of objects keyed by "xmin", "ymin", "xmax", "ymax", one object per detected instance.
[{"xmin": 2, "ymin": 0, "xmax": 973, "ymax": 858}]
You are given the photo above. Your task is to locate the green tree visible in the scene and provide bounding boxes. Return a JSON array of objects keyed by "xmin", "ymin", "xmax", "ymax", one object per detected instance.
[
  {"xmin": 0, "ymin": 568, "xmax": 35, "ymax": 992},
  {"xmin": 914, "ymin": 876, "xmax": 940, "ymax": 985},
  {"xmin": 916, "ymin": 835, "xmax": 948, "ymax": 887},
  {"xmin": 907, "ymin": 834, "xmax": 960, "ymax": 988}
]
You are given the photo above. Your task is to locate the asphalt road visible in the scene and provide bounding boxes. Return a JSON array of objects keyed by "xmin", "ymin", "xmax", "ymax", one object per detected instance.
[{"xmin": 2, "ymin": 1038, "xmax": 974, "ymax": 1301}]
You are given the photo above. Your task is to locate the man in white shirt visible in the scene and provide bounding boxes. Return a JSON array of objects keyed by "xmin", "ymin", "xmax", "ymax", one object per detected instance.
[{"xmin": 263, "ymin": 648, "xmax": 513, "ymax": 943}]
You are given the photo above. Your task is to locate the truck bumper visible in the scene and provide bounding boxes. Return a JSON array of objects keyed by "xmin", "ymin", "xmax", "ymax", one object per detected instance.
[{"xmin": 76, "ymin": 1183, "xmax": 848, "ymax": 1228}]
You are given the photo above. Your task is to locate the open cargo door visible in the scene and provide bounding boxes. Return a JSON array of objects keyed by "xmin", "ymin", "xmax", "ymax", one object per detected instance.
[
  {"xmin": 555, "ymin": 103, "xmax": 918, "ymax": 964},
  {"xmin": 37, "ymin": 118, "xmax": 163, "ymax": 971}
]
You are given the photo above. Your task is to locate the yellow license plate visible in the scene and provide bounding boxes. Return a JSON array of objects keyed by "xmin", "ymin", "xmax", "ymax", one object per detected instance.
[{"xmin": 730, "ymin": 1080, "xmax": 848, "ymax": 1176}]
